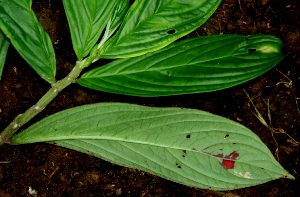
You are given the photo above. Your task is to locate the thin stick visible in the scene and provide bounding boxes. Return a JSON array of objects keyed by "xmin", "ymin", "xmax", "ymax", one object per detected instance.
[
  {"xmin": 244, "ymin": 89, "xmax": 280, "ymax": 160},
  {"xmin": 267, "ymin": 99, "xmax": 272, "ymax": 126},
  {"xmin": 238, "ymin": 0, "xmax": 244, "ymax": 12},
  {"xmin": 0, "ymin": 161, "xmax": 10, "ymax": 164},
  {"xmin": 275, "ymin": 69, "xmax": 300, "ymax": 116}
]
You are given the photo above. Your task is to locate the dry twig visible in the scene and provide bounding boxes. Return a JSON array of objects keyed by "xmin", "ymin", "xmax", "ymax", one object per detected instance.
[{"xmin": 244, "ymin": 89, "xmax": 299, "ymax": 161}]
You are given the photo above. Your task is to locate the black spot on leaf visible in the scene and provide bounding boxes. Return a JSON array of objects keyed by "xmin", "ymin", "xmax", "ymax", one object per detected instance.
[
  {"xmin": 248, "ymin": 49, "xmax": 256, "ymax": 53},
  {"xmin": 186, "ymin": 134, "xmax": 191, "ymax": 139},
  {"xmin": 167, "ymin": 29, "xmax": 176, "ymax": 34}
]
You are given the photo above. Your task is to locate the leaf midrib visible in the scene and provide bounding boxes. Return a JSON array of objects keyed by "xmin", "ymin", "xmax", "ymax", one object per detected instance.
[
  {"xmin": 15, "ymin": 113, "xmax": 270, "ymax": 158},
  {"xmin": 81, "ymin": 61, "xmax": 276, "ymax": 88}
]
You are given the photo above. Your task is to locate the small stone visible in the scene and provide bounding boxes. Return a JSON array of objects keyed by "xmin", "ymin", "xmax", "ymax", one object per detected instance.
[
  {"xmin": 261, "ymin": 0, "xmax": 269, "ymax": 6},
  {"xmin": 116, "ymin": 188, "xmax": 122, "ymax": 195},
  {"xmin": 28, "ymin": 186, "xmax": 38, "ymax": 196}
]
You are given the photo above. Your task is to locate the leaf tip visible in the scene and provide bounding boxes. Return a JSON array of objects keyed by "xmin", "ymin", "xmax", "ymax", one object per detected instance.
[
  {"xmin": 258, "ymin": 45, "xmax": 280, "ymax": 53},
  {"xmin": 284, "ymin": 173, "xmax": 295, "ymax": 180}
]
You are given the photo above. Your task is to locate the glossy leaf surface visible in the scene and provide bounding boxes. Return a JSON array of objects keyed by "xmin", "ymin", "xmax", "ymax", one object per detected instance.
[
  {"xmin": 0, "ymin": 30, "xmax": 10, "ymax": 80},
  {"xmin": 90, "ymin": 0, "xmax": 129, "ymax": 57},
  {"xmin": 0, "ymin": 0, "xmax": 56, "ymax": 84},
  {"xmin": 106, "ymin": 0, "xmax": 129, "ymax": 39},
  {"xmin": 62, "ymin": 0, "xmax": 118, "ymax": 60},
  {"xmin": 98, "ymin": 0, "xmax": 222, "ymax": 58},
  {"xmin": 78, "ymin": 34, "xmax": 284, "ymax": 97},
  {"xmin": 12, "ymin": 103, "xmax": 294, "ymax": 190}
]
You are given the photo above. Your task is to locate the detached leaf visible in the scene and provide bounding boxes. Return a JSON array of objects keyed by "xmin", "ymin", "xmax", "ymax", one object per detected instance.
[
  {"xmin": 62, "ymin": 0, "xmax": 119, "ymax": 60},
  {"xmin": 12, "ymin": 103, "xmax": 294, "ymax": 190},
  {"xmin": 0, "ymin": 0, "xmax": 56, "ymax": 84},
  {"xmin": 98, "ymin": 0, "xmax": 222, "ymax": 58},
  {"xmin": 0, "ymin": 30, "xmax": 10, "ymax": 80},
  {"xmin": 78, "ymin": 34, "xmax": 285, "ymax": 97}
]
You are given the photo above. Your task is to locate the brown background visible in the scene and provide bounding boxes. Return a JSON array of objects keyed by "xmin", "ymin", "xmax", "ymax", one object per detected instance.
[{"xmin": 0, "ymin": 0, "xmax": 300, "ymax": 196}]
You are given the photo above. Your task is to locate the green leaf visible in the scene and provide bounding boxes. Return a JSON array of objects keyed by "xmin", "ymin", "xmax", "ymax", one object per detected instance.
[
  {"xmin": 0, "ymin": 0, "xmax": 56, "ymax": 84},
  {"xmin": 106, "ymin": 0, "xmax": 129, "ymax": 39},
  {"xmin": 0, "ymin": 30, "xmax": 10, "ymax": 80},
  {"xmin": 12, "ymin": 103, "xmax": 294, "ymax": 190},
  {"xmin": 90, "ymin": 0, "xmax": 129, "ymax": 59},
  {"xmin": 98, "ymin": 0, "xmax": 222, "ymax": 59},
  {"xmin": 78, "ymin": 34, "xmax": 285, "ymax": 97},
  {"xmin": 62, "ymin": 0, "xmax": 119, "ymax": 60}
]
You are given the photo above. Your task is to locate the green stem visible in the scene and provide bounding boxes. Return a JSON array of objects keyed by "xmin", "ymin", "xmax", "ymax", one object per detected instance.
[{"xmin": 0, "ymin": 59, "xmax": 87, "ymax": 146}]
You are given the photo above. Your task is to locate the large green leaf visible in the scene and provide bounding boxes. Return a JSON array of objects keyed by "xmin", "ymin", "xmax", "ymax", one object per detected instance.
[
  {"xmin": 97, "ymin": 0, "xmax": 222, "ymax": 59},
  {"xmin": 62, "ymin": 0, "xmax": 119, "ymax": 60},
  {"xmin": 0, "ymin": 0, "xmax": 56, "ymax": 84},
  {"xmin": 12, "ymin": 103, "xmax": 294, "ymax": 190},
  {"xmin": 78, "ymin": 34, "xmax": 285, "ymax": 97},
  {"xmin": 0, "ymin": 30, "xmax": 10, "ymax": 80}
]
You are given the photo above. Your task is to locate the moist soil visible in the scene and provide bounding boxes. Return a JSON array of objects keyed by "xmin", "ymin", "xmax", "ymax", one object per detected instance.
[{"xmin": 1, "ymin": 0, "xmax": 300, "ymax": 196}]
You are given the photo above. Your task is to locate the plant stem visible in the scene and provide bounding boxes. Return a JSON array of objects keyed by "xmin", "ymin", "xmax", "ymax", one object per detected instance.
[{"xmin": 0, "ymin": 59, "xmax": 87, "ymax": 146}]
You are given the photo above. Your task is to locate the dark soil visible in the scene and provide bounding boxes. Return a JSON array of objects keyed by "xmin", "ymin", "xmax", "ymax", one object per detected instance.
[{"xmin": 1, "ymin": 0, "xmax": 300, "ymax": 196}]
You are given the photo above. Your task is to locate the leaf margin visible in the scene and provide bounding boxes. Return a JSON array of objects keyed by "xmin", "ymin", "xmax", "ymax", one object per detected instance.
[{"xmin": 0, "ymin": 29, "xmax": 10, "ymax": 80}]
